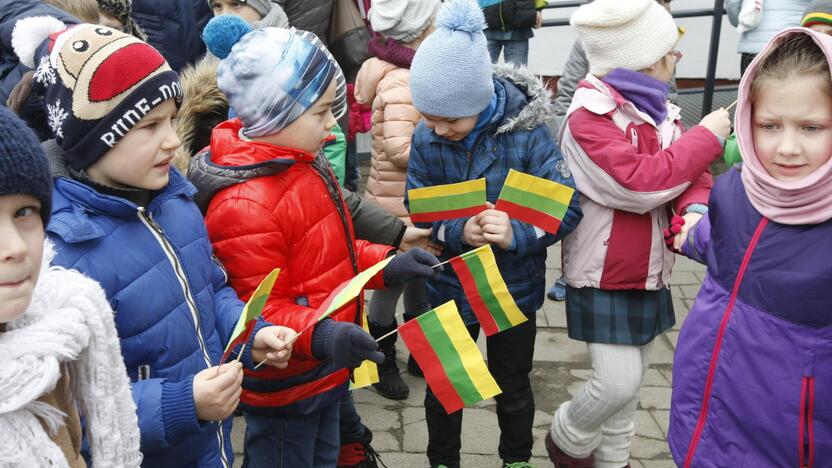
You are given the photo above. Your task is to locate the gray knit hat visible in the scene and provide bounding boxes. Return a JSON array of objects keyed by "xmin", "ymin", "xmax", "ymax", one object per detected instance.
[
  {"xmin": 410, "ymin": 0, "xmax": 493, "ymax": 118},
  {"xmin": 207, "ymin": 0, "xmax": 272, "ymax": 18},
  {"xmin": 369, "ymin": 0, "xmax": 440, "ymax": 43}
]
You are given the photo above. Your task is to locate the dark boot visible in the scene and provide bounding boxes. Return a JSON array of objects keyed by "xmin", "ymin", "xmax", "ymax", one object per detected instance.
[
  {"xmin": 545, "ymin": 432, "xmax": 594, "ymax": 468},
  {"xmin": 402, "ymin": 312, "xmax": 424, "ymax": 378},
  {"xmin": 368, "ymin": 321, "xmax": 409, "ymax": 400}
]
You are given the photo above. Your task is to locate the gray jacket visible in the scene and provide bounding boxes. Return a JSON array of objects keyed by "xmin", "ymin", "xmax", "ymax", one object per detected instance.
[
  {"xmin": 550, "ymin": 41, "xmax": 678, "ymax": 141},
  {"xmin": 276, "ymin": 0, "xmax": 333, "ymax": 44}
]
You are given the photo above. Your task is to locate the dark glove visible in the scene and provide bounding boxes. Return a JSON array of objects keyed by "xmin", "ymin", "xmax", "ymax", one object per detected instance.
[
  {"xmin": 311, "ymin": 319, "xmax": 385, "ymax": 369},
  {"xmin": 663, "ymin": 215, "xmax": 685, "ymax": 252},
  {"xmin": 383, "ymin": 248, "xmax": 442, "ymax": 285}
]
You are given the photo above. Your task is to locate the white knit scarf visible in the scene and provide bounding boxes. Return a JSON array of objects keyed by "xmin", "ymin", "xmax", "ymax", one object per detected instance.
[{"xmin": 0, "ymin": 242, "xmax": 142, "ymax": 467}]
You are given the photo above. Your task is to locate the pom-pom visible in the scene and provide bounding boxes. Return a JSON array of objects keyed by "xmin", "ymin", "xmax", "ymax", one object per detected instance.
[
  {"xmin": 11, "ymin": 16, "xmax": 66, "ymax": 68},
  {"xmin": 435, "ymin": 0, "xmax": 486, "ymax": 34},
  {"xmin": 202, "ymin": 15, "xmax": 252, "ymax": 60}
]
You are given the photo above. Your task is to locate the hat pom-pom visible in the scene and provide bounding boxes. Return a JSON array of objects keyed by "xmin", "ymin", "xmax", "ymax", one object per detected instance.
[
  {"xmin": 11, "ymin": 16, "xmax": 66, "ymax": 68},
  {"xmin": 436, "ymin": 0, "xmax": 486, "ymax": 34},
  {"xmin": 203, "ymin": 15, "xmax": 252, "ymax": 60}
]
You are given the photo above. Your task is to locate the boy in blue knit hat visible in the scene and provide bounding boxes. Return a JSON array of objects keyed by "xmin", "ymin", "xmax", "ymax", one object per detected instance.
[
  {"xmin": 405, "ymin": 0, "xmax": 582, "ymax": 466},
  {"xmin": 12, "ymin": 17, "xmax": 296, "ymax": 467}
]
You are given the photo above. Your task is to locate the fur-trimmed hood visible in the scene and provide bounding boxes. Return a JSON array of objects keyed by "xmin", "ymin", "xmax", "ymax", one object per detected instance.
[
  {"xmin": 492, "ymin": 64, "xmax": 555, "ymax": 135},
  {"xmin": 173, "ymin": 56, "xmax": 228, "ymax": 174}
]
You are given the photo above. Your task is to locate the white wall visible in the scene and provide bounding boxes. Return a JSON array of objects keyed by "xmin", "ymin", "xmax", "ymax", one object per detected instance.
[{"xmin": 528, "ymin": 0, "xmax": 742, "ymax": 79}]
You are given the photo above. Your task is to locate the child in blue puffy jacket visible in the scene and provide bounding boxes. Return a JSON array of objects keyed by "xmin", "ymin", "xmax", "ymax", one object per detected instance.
[{"xmin": 13, "ymin": 17, "xmax": 294, "ymax": 467}]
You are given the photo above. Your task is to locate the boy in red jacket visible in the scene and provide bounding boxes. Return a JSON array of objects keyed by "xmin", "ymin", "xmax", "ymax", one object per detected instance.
[{"xmin": 193, "ymin": 16, "xmax": 441, "ymax": 467}]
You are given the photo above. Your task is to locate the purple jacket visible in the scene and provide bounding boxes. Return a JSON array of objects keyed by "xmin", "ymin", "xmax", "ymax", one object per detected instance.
[{"xmin": 669, "ymin": 168, "xmax": 832, "ymax": 467}]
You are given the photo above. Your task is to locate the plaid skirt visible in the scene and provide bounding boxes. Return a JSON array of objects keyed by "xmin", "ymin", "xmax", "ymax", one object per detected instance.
[{"xmin": 565, "ymin": 286, "xmax": 675, "ymax": 345}]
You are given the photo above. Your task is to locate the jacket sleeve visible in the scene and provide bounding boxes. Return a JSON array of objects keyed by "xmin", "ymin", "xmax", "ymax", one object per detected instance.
[
  {"xmin": 354, "ymin": 240, "xmax": 395, "ymax": 290},
  {"xmin": 405, "ymin": 141, "xmax": 471, "ymax": 257},
  {"xmin": 509, "ymin": 127, "xmax": 582, "ymax": 257},
  {"xmin": 680, "ymin": 210, "xmax": 712, "ymax": 265},
  {"xmin": 674, "ymin": 169, "xmax": 713, "ymax": 214},
  {"xmin": 550, "ymin": 41, "xmax": 588, "ymax": 141},
  {"xmin": 561, "ymin": 108, "xmax": 722, "ymax": 214},
  {"xmin": 209, "ymin": 255, "xmax": 246, "ymax": 347},
  {"xmin": 133, "ymin": 376, "xmax": 203, "ymax": 454},
  {"xmin": 205, "ymin": 196, "xmax": 321, "ymax": 361},
  {"xmin": 343, "ymin": 188, "xmax": 406, "ymax": 246},
  {"xmin": 380, "ymin": 76, "xmax": 420, "ymax": 169}
]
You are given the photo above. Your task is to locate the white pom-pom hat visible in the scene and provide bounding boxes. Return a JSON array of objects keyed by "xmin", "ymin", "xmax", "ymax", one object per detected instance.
[
  {"xmin": 571, "ymin": 0, "xmax": 679, "ymax": 76},
  {"xmin": 11, "ymin": 16, "xmax": 67, "ymax": 68}
]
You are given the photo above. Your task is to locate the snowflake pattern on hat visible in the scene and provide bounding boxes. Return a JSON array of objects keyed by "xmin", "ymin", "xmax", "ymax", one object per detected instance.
[
  {"xmin": 33, "ymin": 56, "xmax": 56, "ymax": 85},
  {"xmin": 46, "ymin": 99, "xmax": 68, "ymax": 139}
]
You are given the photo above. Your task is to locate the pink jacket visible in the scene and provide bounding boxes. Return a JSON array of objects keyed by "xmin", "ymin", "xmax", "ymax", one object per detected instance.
[
  {"xmin": 354, "ymin": 58, "xmax": 421, "ymax": 223},
  {"xmin": 559, "ymin": 74, "xmax": 721, "ymax": 290}
]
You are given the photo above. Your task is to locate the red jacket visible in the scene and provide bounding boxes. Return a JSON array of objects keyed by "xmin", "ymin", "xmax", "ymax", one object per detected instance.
[{"xmin": 196, "ymin": 119, "xmax": 392, "ymax": 413}]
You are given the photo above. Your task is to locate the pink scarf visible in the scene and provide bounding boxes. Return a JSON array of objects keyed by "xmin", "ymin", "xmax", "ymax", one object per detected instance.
[{"xmin": 735, "ymin": 28, "xmax": 832, "ymax": 225}]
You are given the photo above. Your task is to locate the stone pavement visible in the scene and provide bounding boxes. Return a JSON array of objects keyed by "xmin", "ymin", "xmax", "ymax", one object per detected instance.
[{"xmin": 231, "ymin": 245, "xmax": 706, "ymax": 467}]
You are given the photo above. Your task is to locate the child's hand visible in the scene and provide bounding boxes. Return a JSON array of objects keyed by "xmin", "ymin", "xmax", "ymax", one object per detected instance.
[
  {"xmin": 399, "ymin": 226, "xmax": 443, "ymax": 256},
  {"xmin": 463, "ymin": 216, "xmax": 488, "ymax": 247},
  {"xmin": 675, "ymin": 213, "xmax": 703, "ymax": 250},
  {"xmin": 699, "ymin": 108, "xmax": 731, "ymax": 140},
  {"xmin": 193, "ymin": 362, "xmax": 243, "ymax": 421},
  {"xmin": 477, "ymin": 204, "xmax": 514, "ymax": 250},
  {"xmin": 252, "ymin": 326, "xmax": 296, "ymax": 369}
]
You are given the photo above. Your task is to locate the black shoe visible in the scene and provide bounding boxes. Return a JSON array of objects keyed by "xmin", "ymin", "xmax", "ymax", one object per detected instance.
[{"xmin": 369, "ymin": 321, "xmax": 410, "ymax": 400}]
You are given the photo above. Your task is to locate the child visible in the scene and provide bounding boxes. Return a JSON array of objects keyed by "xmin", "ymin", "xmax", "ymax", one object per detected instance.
[
  {"xmin": 669, "ymin": 28, "xmax": 832, "ymax": 466},
  {"xmin": 195, "ymin": 16, "xmax": 441, "ymax": 467},
  {"xmin": 13, "ymin": 18, "xmax": 295, "ymax": 467},
  {"xmin": 803, "ymin": 0, "xmax": 832, "ymax": 34},
  {"xmin": 0, "ymin": 105, "xmax": 141, "ymax": 467},
  {"xmin": 353, "ymin": 0, "xmax": 440, "ymax": 401},
  {"xmin": 209, "ymin": 0, "xmax": 288, "ymax": 28},
  {"xmin": 545, "ymin": 0, "xmax": 731, "ymax": 466},
  {"xmin": 96, "ymin": 0, "xmax": 147, "ymax": 39},
  {"xmin": 405, "ymin": 1, "xmax": 581, "ymax": 466}
]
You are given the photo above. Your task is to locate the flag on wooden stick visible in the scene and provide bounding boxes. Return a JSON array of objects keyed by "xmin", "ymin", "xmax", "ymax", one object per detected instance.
[
  {"xmin": 495, "ymin": 169, "xmax": 574, "ymax": 235},
  {"xmin": 350, "ymin": 306, "xmax": 380, "ymax": 390},
  {"xmin": 316, "ymin": 256, "xmax": 394, "ymax": 322},
  {"xmin": 408, "ymin": 179, "xmax": 487, "ymax": 223},
  {"xmin": 399, "ymin": 301, "xmax": 501, "ymax": 413},
  {"xmin": 221, "ymin": 268, "xmax": 280, "ymax": 364},
  {"xmin": 450, "ymin": 245, "xmax": 527, "ymax": 336}
]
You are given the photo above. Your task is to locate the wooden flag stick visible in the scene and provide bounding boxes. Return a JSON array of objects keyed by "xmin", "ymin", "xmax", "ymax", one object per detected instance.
[
  {"xmin": 235, "ymin": 343, "xmax": 246, "ymax": 362},
  {"xmin": 725, "ymin": 99, "xmax": 738, "ymax": 112},
  {"xmin": 374, "ymin": 327, "xmax": 400, "ymax": 343},
  {"xmin": 253, "ymin": 323, "xmax": 312, "ymax": 370},
  {"xmin": 432, "ymin": 258, "xmax": 452, "ymax": 269}
]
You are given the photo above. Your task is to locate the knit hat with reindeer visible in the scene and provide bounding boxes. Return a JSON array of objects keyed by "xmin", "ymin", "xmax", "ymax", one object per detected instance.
[{"xmin": 12, "ymin": 17, "xmax": 182, "ymax": 170}]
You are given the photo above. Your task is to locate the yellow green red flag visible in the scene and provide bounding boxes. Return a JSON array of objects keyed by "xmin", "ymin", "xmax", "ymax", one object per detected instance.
[
  {"xmin": 398, "ymin": 301, "xmax": 501, "ymax": 413},
  {"xmin": 316, "ymin": 256, "xmax": 394, "ymax": 321},
  {"xmin": 495, "ymin": 169, "xmax": 574, "ymax": 235},
  {"xmin": 350, "ymin": 306, "xmax": 380, "ymax": 390},
  {"xmin": 408, "ymin": 178, "xmax": 487, "ymax": 223},
  {"xmin": 221, "ymin": 268, "xmax": 280, "ymax": 363},
  {"xmin": 450, "ymin": 245, "xmax": 527, "ymax": 336}
]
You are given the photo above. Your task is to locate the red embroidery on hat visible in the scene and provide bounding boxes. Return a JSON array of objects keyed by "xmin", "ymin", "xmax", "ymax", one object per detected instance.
[{"xmin": 88, "ymin": 43, "xmax": 165, "ymax": 102}]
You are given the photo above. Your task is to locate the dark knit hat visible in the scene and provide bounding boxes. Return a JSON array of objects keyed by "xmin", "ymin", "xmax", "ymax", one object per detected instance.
[
  {"xmin": 803, "ymin": 0, "xmax": 832, "ymax": 27},
  {"xmin": 0, "ymin": 105, "xmax": 53, "ymax": 226},
  {"xmin": 12, "ymin": 17, "xmax": 182, "ymax": 171},
  {"xmin": 97, "ymin": 0, "xmax": 148, "ymax": 41}
]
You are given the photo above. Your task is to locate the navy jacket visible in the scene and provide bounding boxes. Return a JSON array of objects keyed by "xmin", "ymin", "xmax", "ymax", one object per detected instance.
[{"xmin": 132, "ymin": 0, "xmax": 212, "ymax": 72}]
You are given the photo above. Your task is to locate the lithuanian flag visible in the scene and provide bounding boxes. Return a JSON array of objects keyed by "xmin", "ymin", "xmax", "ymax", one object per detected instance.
[
  {"xmin": 408, "ymin": 178, "xmax": 487, "ymax": 223},
  {"xmin": 399, "ymin": 301, "xmax": 501, "ymax": 413},
  {"xmin": 316, "ymin": 256, "xmax": 394, "ymax": 321},
  {"xmin": 495, "ymin": 169, "xmax": 574, "ymax": 235},
  {"xmin": 450, "ymin": 245, "xmax": 527, "ymax": 336},
  {"xmin": 221, "ymin": 268, "xmax": 280, "ymax": 364}
]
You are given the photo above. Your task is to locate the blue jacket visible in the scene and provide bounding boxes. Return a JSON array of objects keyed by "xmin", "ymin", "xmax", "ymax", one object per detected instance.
[
  {"xmin": 132, "ymin": 0, "xmax": 212, "ymax": 72},
  {"xmin": 725, "ymin": 0, "xmax": 810, "ymax": 54},
  {"xmin": 45, "ymin": 144, "xmax": 254, "ymax": 467},
  {"xmin": 406, "ymin": 67, "xmax": 582, "ymax": 325},
  {"xmin": 0, "ymin": 0, "xmax": 77, "ymax": 139}
]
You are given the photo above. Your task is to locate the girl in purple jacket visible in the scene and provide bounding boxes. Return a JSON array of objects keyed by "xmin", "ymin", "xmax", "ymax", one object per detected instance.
[{"xmin": 669, "ymin": 28, "xmax": 832, "ymax": 467}]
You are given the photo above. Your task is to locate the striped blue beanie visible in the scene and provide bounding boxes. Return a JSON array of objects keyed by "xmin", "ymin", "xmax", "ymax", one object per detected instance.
[{"xmin": 410, "ymin": 0, "xmax": 494, "ymax": 118}]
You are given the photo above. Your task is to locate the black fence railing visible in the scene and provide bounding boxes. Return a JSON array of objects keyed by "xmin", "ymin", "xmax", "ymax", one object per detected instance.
[{"xmin": 539, "ymin": 0, "xmax": 727, "ymax": 118}]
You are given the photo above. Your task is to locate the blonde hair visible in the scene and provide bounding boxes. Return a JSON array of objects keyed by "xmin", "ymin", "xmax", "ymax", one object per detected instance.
[
  {"xmin": 42, "ymin": 0, "xmax": 100, "ymax": 24},
  {"xmin": 750, "ymin": 33, "xmax": 832, "ymax": 100}
]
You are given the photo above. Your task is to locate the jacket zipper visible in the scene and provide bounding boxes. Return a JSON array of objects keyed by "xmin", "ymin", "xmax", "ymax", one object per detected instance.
[
  {"xmin": 683, "ymin": 217, "xmax": 768, "ymax": 468},
  {"xmin": 136, "ymin": 207, "xmax": 230, "ymax": 468},
  {"xmin": 799, "ymin": 376, "xmax": 815, "ymax": 468}
]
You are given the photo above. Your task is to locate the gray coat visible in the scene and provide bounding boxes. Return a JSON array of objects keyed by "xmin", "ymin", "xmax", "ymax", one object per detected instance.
[{"xmin": 276, "ymin": 0, "xmax": 333, "ymax": 44}]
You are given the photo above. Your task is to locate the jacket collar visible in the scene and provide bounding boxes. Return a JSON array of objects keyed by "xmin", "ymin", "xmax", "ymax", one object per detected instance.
[
  {"xmin": 210, "ymin": 118, "xmax": 316, "ymax": 167},
  {"xmin": 573, "ymin": 74, "xmax": 681, "ymax": 128}
]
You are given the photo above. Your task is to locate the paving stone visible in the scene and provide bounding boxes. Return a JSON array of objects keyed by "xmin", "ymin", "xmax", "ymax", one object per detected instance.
[
  {"xmin": 372, "ymin": 430, "xmax": 400, "ymax": 452},
  {"xmin": 630, "ymin": 435, "xmax": 672, "ymax": 459},
  {"xmin": 403, "ymin": 419, "xmax": 429, "ymax": 453},
  {"xmin": 402, "ymin": 406, "xmax": 426, "ymax": 426},
  {"xmin": 674, "ymin": 255, "xmax": 704, "ymax": 272},
  {"xmin": 634, "ymin": 409, "xmax": 665, "ymax": 440},
  {"xmin": 643, "ymin": 368, "xmax": 670, "ymax": 387},
  {"xmin": 352, "ymin": 386, "xmax": 400, "ymax": 407},
  {"xmin": 665, "ymin": 330, "xmax": 679, "ymax": 349},
  {"xmin": 543, "ymin": 300, "xmax": 568, "ymax": 328},
  {"xmin": 652, "ymin": 410, "xmax": 671, "ymax": 438},
  {"xmin": 356, "ymin": 404, "xmax": 399, "ymax": 431},
  {"xmin": 638, "ymin": 386, "xmax": 672, "ymax": 410},
  {"xmin": 639, "ymin": 460, "xmax": 676, "ymax": 468},
  {"xmin": 459, "ymin": 408, "xmax": 501, "ymax": 454},
  {"xmin": 533, "ymin": 329, "xmax": 590, "ymax": 363},
  {"xmin": 671, "ymin": 271, "xmax": 700, "ymax": 285},
  {"xmin": 660, "ymin": 369, "xmax": 674, "ymax": 386},
  {"xmin": 532, "ymin": 409, "xmax": 553, "ymax": 428},
  {"xmin": 647, "ymin": 336, "xmax": 675, "ymax": 365},
  {"xmin": 377, "ymin": 452, "xmax": 427, "ymax": 467},
  {"xmin": 569, "ymin": 368, "xmax": 591, "ymax": 381},
  {"xmin": 678, "ymin": 284, "xmax": 701, "ymax": 300},
  {"xmin": 532, "ymin": 427, "xmax": 548, "ymax": 457}
]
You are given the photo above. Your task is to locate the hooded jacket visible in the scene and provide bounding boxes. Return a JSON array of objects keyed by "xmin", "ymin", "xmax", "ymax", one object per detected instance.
[
  {"xmin": 188, "ymin": 119, "xmax": 392, "ymax": 415},
  {"xmin": 558, "ymin": 73, "xmax": 720, "ymax": 291},
  {"xmin": 406, "ymin": 66, "xmax": 582, "ymax": 325},
  {"xmin": 669, "ymin": 29, "xmax": 832, "ymax": 467},
  {"xmin": 45, "ymin": 142, "xmax": 256, "ymax": 468},
  {"xmin": 354, "ymin": 57, "xmax": 420, "ymax": 222}
]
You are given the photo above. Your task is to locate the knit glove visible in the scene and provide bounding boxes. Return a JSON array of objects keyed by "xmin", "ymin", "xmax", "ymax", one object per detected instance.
[
  {"xmin": 663, "ymin": 215, "xmax": 685, "ymax": 252},
  {"xmin": 312, "ymin": 319, "xmax": 385, "ymax": 369},
  {"xmin": 382, "ymin": 248, "xmax": 442, "ymax": 286}
]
